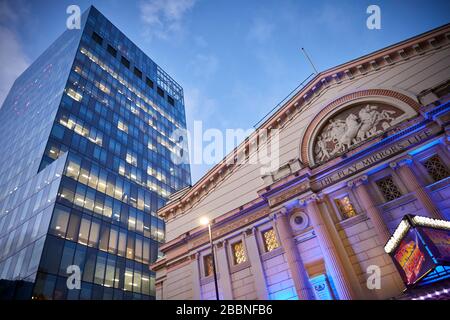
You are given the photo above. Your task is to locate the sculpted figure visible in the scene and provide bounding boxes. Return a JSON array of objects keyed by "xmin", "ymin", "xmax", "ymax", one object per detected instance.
[
  {"xmin": 313, "ymin": 104, "xmax": 401, "ymax": 163},
  {"xmin": 337, "ymin": 113, "xmax": 361, "ymax": 151}
]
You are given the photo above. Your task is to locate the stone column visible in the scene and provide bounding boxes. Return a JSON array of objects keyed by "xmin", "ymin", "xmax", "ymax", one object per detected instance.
[
  {"xmin": 215, "ymin": 241, "xmax": 234, "ymax": 300},
  {"xmin": 390, "ymin": 157, "xmax": 443, "ymax": 219},
  {"xmin": 348, "ymin": 175, "xmax": 391, "ymax": 244},
  {"xmin": 244, "ymin": 228, "xmax": 269, "ymax": 300},
  {"xmin": 301, "ymin": 194, "xmax": 356, "ymax": 300},
  {"xmin": 272, "ymin": 208, "xmax": 315, "ymax": 300},
  {"xmin": 190, "ymin": 253, "xmax": 202, "ymax": 299}
]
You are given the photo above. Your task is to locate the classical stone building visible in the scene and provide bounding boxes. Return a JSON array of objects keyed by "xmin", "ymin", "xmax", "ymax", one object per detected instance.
[{"xmin": 151, "ymin": 24, "xmax": 450, "ymax": 300}]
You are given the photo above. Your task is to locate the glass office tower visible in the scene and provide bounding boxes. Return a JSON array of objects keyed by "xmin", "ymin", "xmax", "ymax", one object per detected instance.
[{"xmin": 0, "ymin": 6, "xmax": 191, "ymax": 300}]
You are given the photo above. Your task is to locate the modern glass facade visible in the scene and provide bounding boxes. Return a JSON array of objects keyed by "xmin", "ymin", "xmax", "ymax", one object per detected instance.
[{"xmin": 0, "ymin": 6, "xmax": 191, "ymax": 300}]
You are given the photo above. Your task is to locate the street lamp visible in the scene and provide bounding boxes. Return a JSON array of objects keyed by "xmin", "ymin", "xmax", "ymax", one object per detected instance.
[{"xmin": 200, "ymin": 216, "xmax": 220, "ymax": 300}]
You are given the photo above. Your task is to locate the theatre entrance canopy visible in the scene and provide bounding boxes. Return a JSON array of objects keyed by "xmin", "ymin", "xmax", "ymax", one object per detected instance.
[{"xmin": 385, "ymin": 214, "xmax": 450, "ymax": 291}]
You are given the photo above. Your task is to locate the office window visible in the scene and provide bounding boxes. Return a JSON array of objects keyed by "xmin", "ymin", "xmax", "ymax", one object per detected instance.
[
  {"xmin": 99, "ymin": 223, "xmax": 110, "ymax": 252},
  {"xmin": 168, "ymin": 96, "xmax": 175, "ymax": 106},
  {"xmin": 157, "ymin": 86, "xmax": 164, "ymax": 97},
  {"xmin": 94, "ymin": 252, "xmax": 107, "ymax": 285},
  {"xmin": 66, "ymin": 159, "xmax": 81, "ymax": 180},
  {"xmin": 231, "ymin": 241, "xmax": 247, "ymax": 265},
  {"xmin": 49, "ymin": 205, "xmax": 70, "ymax": 238},
  {"xmin": 134, "ymin": 67, "xmax": 142, "ymax": 79},
  {"xmin": 121, "ymin": 56, "xmax": 130, "ymax": 69},
  {"xmin": 262, "ymin": 228, "xmax": 280, "ymax": 252},
  {"xmin": 91, "ymin": 32, "xmax": 103, "ymax": 45},
  {"xmin": 66, "ymin": 88, "xmax": 82, "ymax": 102},
  {"xmin": 124, "ymin": 267, "xmax": 133, "ymax": 291},
  {"xmin": 145, "ymin": 77, "xmax": 154, "ymax": 88},
  {"xmin": 126, "ymin": 152, "xmax": 137, "ymax": 166},
  {"xmin": 118, "ymin": 230, "xmax": 127, "ymax": 257},
  {"xmin": 117, "ymin": 120, "xmax": 128, "ymax": 133},
  {"xmin": 422, "ymin": 155, "xmax": 450, "ymax": 182},
  {"xmin": 376, "ymin": 176, "xmax": 402, "ymax": 202},
  {"xmin": 88, "ymin": 218, "xmax": 100, "ymax": 247},
  {"xmin": 59, "ymin": 241, "xmax": 76, "ymax": 276},
  {"xmin": 135, "ymin": 235, "xmax": 143, "ymax": 263},
  {"xmin": 78, "ymin": 215, "xmax": 91, "ymax": 246},
  {"xmin": 66, "ymin": 212, "xmax": 81, "ymax": 242},
  {"xmin": 83, "ymin": 248, "xmax": 97, "ymax": 283},
  {"xmin": 143, "ymin": 238, "xmax": 150, "ymax": 264},
  {"xmin": 126, "ymin": 234, "xmax": 135, "ymax": 259},
  {"xmin": 104, "ymin": 256, "xmax": 116, "ymax": 288},
  {"xmin": 107, "ymin": 44, "xmax": 117, "ymax": 57},
  {"xmin": 334, "ymin": 196, "xmax": 357, "ymax": 220},
  {"xmin": 203, "ymin": 254, "xmax": 213, "ymax": 277}
]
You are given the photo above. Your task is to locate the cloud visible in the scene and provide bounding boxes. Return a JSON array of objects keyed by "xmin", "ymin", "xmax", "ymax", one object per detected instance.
[
  {"xmin": 193, "ymin": 35, "xmax": 208, "ymax": 48},
  {"xmin": 184, "ymin": 86, "xmax": 217, "ymax": 124},
  {"xmin": 139, "ymin": 0, "xmax": 197, "ymax": 40},
  {"xmin": 188, "ymin": 53, "xmax": 219, "ymax": 79},
  {"xmin": 247, "ymin": 17, "xmax": 275, "ymax": 44},
  {"xmin": 0, "ymin": 0, "xmax": 30, "ymax": 107}
]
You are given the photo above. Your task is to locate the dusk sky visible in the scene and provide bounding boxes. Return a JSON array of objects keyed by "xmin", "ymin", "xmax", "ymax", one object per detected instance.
[{"xmin": 1, "ymin": 0, "xmax": 449, "ymax": 183}]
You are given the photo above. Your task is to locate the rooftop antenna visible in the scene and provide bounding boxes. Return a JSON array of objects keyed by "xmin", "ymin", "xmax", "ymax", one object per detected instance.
[{"xmin": 301, "ymin": 47, "xmax": 319, "ymax": 74}]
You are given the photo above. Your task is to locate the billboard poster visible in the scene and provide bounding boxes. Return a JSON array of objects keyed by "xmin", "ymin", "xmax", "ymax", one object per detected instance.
[
  {"xmin": 419, "ymin": 227, "xmax": 450, "ymax": 262},
  {"xmin": 392, "ymin": 228, "xmax": 436, "ymax": 286}
]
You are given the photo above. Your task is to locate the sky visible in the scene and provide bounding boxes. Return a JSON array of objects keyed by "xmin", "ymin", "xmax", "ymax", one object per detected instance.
[{"xmin": 1, "ymin": 0, "xmax": 449, "ymax": 183}]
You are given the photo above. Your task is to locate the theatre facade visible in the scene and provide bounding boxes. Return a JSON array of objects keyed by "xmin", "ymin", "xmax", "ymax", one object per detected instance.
[{"xmin": 151, "ymin": 24, "xmax": 450, "ymax": 300}]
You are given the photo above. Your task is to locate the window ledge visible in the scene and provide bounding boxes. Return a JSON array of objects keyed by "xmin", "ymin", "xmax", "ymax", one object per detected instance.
[
  {"xmin": 261, "ymin": 247, "xmax": 284, "ymax": 261},
  {"xmin": 377, "ymin": 193, "xmax": 417, "ymax": 211},
  {"xmin": 336, "ymin": 214, "xmax": 369, "ymax": 230},
  {"xmin": 229, "ymin": 260, "xmax": 251, "ymax": 274},
  {"xmin": 426, "ymin": 176, "xmax": 450, "ymax": 192},
  {"xmin": 200, "ymin": 273, "xmax": 221, "ymax": 285}
]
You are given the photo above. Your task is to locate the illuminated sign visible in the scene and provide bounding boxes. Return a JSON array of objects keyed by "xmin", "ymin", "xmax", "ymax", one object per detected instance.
[
  {"xmin": 385, "ymin": 215, "xmax": 450, "ymax": 287},
  {"xmin": 392, "ymin": 228, "xmax": 435, "ymax": 286}
]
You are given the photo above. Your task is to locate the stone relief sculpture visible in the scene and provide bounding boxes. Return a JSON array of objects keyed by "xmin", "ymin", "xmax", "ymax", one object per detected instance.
[{"xmin": 314, "ymin": 103, "xmax": 404, "ymax": 163}]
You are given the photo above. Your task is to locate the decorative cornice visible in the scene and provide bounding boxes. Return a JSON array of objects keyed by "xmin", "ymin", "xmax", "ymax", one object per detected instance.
[{"xmin": 157, "ymin": 23, "xmax": 450, "ymax": 221}]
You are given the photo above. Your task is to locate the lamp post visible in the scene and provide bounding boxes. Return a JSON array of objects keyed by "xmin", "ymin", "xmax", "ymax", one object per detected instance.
[{"xmin": 200, "ymin": 216, "xmax": 220, "ymax": 300}]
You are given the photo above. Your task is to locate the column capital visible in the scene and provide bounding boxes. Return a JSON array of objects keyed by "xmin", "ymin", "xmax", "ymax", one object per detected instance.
[
  {"xmin": 269, "ymin": 206, "xmax": 289, "ymax": 220},
  {"xmin": 215, "ymin": 240, "xmax": 226, "ymax": 248},
  {"xmin": 389, "ymin": 155, "xmax": 413, "ymax": 169},
  {"xmin": 347, "ymin": 175, "xmax": 368, "ymax": 188},
  {"xmin": 190, "ymin": 252, "xmax": 200, "ymax": 260},
  {"xmin": 298, "ymin": 192, "xmax": 323, "ymax": 206}
]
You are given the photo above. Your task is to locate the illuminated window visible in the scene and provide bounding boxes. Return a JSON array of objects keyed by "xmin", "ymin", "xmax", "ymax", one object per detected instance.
[
  {"xmin": 66, "ymin": 88, "xmax": 82, "ymax": 101},
  {"xmin": 126, "ymin": 152, "xmax": 137, "ymax": 166},
  {"xmin": 203, "ymin": 254, "xmax": 214, "ymax": 277},
  {"xmin": 117, "ymin": 120, "xmax": 128, "ymax": 133},
  {"xmin": 96, "ymin": 82, "xmax": 110, "ymax": 94},
  {"xmin": 334, "ymin": 196, "xmax": 357, "ymax": 220},
  {"xmin": 231, "ymin": 241, "xmax": 247, "ymax": 265},
  {"xmin": 262, "ymin": 228, "xmax": 280, "ymax": 252},
  {"xmin": 147, "ymin": 166, "xmax": 155, "ymax": 176},
  {"xmin": 422, "ymin": 155, "xmax": 450, "ymax": 182},
  {"xmin": 147, "ymin": 142, "xmax": 155, "ymax": 150},
  {"xmin": 376, "ymin": 176, "xmax": 402, "ymax": 202}
]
